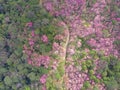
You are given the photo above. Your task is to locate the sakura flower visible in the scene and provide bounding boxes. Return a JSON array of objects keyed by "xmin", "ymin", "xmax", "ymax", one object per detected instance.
[
  {"xmin": 54, "ymin": 34, "xmax": 64, "ymax": 40},
  {"xmin": 77, "ymin": 41, "xmax": 82, "ymax": 48},
  {"xmin": 29, "ymin": 40, "xmax": 34, "ymax": 46},
  {"xmin": 115, "ymin": 18, "xmax": 120, "ymax": 21},
  {"xmin": 44, "ymin": 1, "xmax": 53, "ymax": 11},
  {"xmin": 32, "ymin": 55, "xmax": 50, "ymax": 68},
  {"xmin": 23, "ymin": 45, "xmax": 27, "ymax": 51},
  {"xmin": 25, "ymin": 50, "xmax": 32, "ymax": 56},
  {"xmin": 68, "ymin": 48, "xmax": 75, "ymax": 55},
  {"xmin": 52, "ymin": 42, "xmax": 59, "ymax": 50},
  {"xmin": 31, "ymin": 31, "xmax": 35, "ymax": 37},
  {"xmin": 40, "ymin": 74, "xmax": 47, "ymax": 84},
  {"xmin": 88, "ymin": 38, "xmax": 96, "ymax": 47},
  {"xmin": 58, "ymin": 21, "xmax": 66, "ymax": 26},
  {"xmin": 52, "ymin": 61, "xmax": 58, "ymax": 70},
  {"xmin": 41, "ymin": 35, "xmax": 48, "ymax": 43},
  {"xmin": 26, "ymin": 22, "xmax": 33, "ymax": 27},
  {"xmin": 27, "ymin": 58, "xmax": 32, "ymax": 65},
  {"xmin": 42, "ymin": 86, "xmax": 46, "ymax": 90},
  {"xmin": 96, "ymin": 74, "xmax": 101, "ymax": 79}
]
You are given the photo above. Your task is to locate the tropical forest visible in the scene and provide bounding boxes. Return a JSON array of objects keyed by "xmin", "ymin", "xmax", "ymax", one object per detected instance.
[{"xmin": 0, "ymin": 0, "xmax": 120, "ymax": 90}]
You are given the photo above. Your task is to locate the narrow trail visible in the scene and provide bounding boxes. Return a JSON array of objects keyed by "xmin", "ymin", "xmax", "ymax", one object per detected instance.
[
  {"xmin": 44, "ymin": 20, "xmax": 70, "ymax": 90},
  {"xmin": 61, "ymin": 23, "xmax": 70, "ymax": 62},
  {"xmin": 65, "ymin": 29, "xmax": 84, "ymax": 90},
  {"xmin": 60, "ymin": 22, "xmax": 70, "ymax": 90}
]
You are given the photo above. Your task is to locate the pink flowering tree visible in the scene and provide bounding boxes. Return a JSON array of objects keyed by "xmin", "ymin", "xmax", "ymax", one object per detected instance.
[{"xmin": 22, "ymin": 0, "xmax": 120, "ymax": 90}]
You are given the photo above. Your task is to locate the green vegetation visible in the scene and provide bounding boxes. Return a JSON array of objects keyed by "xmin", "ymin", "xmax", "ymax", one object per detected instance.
[
  {"xmin": 99, "ymin": 56, "xmax": 120, "ymax": 90},
  {"xmin": 0, "ymin": 0, "xmax": 120, "ymax": 90},
  {"xmin": 0, "ymin": 0, "xmax": 58, "ymax": 89}
]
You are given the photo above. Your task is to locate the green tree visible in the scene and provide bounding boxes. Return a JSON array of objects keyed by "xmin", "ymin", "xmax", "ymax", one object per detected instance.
[{"xmin": 4, "ymin": 76, "xmax": 12, "ymax": 86}]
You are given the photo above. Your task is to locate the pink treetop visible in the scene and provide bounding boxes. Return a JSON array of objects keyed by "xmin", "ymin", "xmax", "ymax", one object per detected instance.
[
  {"xmin": 41, "ymin": 35, "xmax": 48, "ymax": 43},
  {"xmin": 31, "ymin": 31, "xmax": 35, "ymax": 37},
  {"xmin": 40, "ymin": 74, "xmax": 47, "ymax": 84},
  {"xmin": 43, "ymin": 1, "xmax": 54, "ymax": 12},
  {"xmin": 29, "ymin": 39, "xmax": 34, "ymax": 46},
  {"xmin": 52, "ymin": 42, "xmax": 59, "ymax": 50},
  {"xmin": 115, "ymin": 18, "xmax": 120, "ymax": 21},
  {"xmin": 26, "ymin": 22, "xmax": 33, "ymax": 27},
  {"xmin": 43, "ymin": 0, "xmax": 86, "ymax": 18},
  {"xmin": 42, "ymin": 86, "xmax": 47, "ymax": 90}
]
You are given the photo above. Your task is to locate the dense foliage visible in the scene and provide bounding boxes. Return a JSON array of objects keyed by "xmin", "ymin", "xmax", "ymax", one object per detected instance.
[
  {"xmin": 0, "ymin": 0, "xmax": 120, "ymax": 90},
  {"xmin": 0, "ymin": 0, "xmax": 59, "ymax": 90}
]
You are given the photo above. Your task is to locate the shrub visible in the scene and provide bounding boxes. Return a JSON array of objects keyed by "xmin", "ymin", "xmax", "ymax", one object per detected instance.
[
  {"xmin": 105, "ymin": 79, "xmax": 119, "ymax": 90},
  {"xmin": 83, "ymin": 81, "xmax": 91, "ymax": 89},
  {"xmin": 4, "ymin": 76, "xmax": 12, "ymax": 86}
]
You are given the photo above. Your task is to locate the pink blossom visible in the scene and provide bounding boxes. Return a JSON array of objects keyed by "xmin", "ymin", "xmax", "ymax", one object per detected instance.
[
  {"xmin": 44, "ymin": 1, "xmax": 53, "ymax": 11},
  {"xmin": 25, "ymin": 50, "xmax": 32, "ymax": 56},
  {"xmin": 31, "ymin": 31, "xmax": 35, "ymax": 37},
  {"xmin": 54, "ymin": 34, "xmax": 64, "ymax": 40},
  {"xmin": 41, "ymin": 56, "xmax": 50, "ymax": 68},
  {"xmin": 68, "ymin": 48, "xmax": 75, "ymax": 55},
  {"xmin": 27, "ymin": 58, "xmax": 32, "ymax": 65},
  {"xmin": 29, "ymin": 40, "xmax": 34, "ymax": 46},
  {"xmin": 40, "ymin": 74, "xmax": 47, "ymax": 84},
  {"xmin": 52, "ymin": 61, "xmax": 58, "ymax": 70},
  {"xmin": 115, "ymin": 18, "xmax": 120, "ymax": 21},
  {"xmin": 58, "ymin": 21, "xmax": 66, "ymax": 26},
  {"xmin": 23, "ymin": 45, "xmax": 27, "ymax": 50},
  {"xmin": 31, "ymin": 55, "xmax": 50, "ymax": 68},
  {"xmin": 86, "ymin": 77, "xmax": 89, "ymax": 80},
  {"xmin": 26, "ymin": 22, "xmax": 33, "ymax": 27},
  {"xmin": 91, "ymin": 81, "xmax": 95, "ymax": 85},
  {"xmin": 77, "ymin": 41, "xmax": 82, "ymax": 47},
  {"xmin": 97, "ymin": 74, "xmax": 101, "ymax": 79},
  {"xmin": 52, "ymin": 42, "xmax": 59, "ymax": 50},
  {"xmin": 88, "ymin": 38, "xmax": 96, "ymax": 47},
  {"xmin": 41, "ymin": 35, "xmax": 48, "ymax": 43},
  {"xmin": 42, "ymin": 86, "xmax": 46, "ymax": 90}
]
